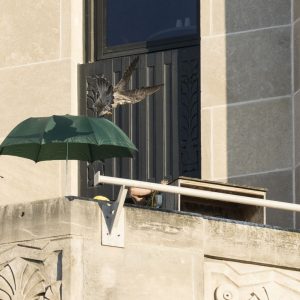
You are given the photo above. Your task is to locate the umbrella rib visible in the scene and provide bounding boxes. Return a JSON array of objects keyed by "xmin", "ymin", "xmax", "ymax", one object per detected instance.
[
  {"xmin": 87, "ymin": 117, "xmax": 99, "ymax": 162},
  {"xmin": 39, "ymin": 117, "xmax": 51, "ymax": 144},
  {"xmin": 88, "ymin": 143, "xmax": 94, "ymax": 162},
  {"xmin": 35, "ymin": 143, "xmax": 42, "ymax": 163},
  {"xmin": 87, "ymin": 117, "xmax": 100, "ymax": 145},
  {"xmin": 35, "ymin": 117, "xmax": 51, "ymax": 162}
]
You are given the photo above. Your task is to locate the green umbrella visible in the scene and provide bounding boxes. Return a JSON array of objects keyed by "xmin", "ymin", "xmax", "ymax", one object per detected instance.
[{"xmin": 0, "ymin": 114, "xmax": 137, "ymax": 162}]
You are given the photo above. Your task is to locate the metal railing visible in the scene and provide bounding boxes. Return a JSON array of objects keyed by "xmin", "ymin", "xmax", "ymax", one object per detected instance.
[
  {"xmin": 93, "ymin": 173, "xmax": 300, "ymax": 246},
  {"xmin": 94, "ymin": 173, "xmax": 300, "ymax": 213}
]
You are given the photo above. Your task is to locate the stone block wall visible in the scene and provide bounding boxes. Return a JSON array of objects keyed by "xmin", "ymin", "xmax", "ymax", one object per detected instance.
[
  {"xmin": 0, "ymin": 197, "xmax": 299, "ymax": 299},
  {"xmin": 0, "ymin": 0, "xmax": 83, "ymax": 204},
  {"xmin": 294, "ymin": 2, "xmax": 300, "ymax": 227},
  {"xmin": 1, "ymin": 0, "xmax": 299, "ymax": 232},
  {"xmin": 201, "ymin": 0, "xmax": 297, "ymax": 228}
]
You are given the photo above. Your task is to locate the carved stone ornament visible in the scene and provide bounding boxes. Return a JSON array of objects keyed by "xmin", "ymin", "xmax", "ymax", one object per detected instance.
[
  {"xmin": 205, "ymin": 258, "xmax": 300, "ymax": 300},
  {"xmin": 178, "ymin": 53, "xmax": 200, "ymax": 177},
  {"xmin": 0, "ymin": 244, "xmax": 62, "ymax": 300},
  {"xmin": 215, "ymin": 284, "xmax": 239, "ymax": 300},
  {"xmin": 86, "ymin": 76, "xmax": 98, "ymax": 117}
]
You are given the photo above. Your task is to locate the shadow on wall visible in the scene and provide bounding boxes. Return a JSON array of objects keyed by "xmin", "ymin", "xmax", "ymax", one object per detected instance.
[{"xmin": 223, "ymin": 1, "xmax": 294, "ymax": 228}]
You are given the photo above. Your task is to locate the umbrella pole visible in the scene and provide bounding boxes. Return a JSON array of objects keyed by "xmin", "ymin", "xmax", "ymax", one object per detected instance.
[{"xmin": 65, "ymin": 142, "xmax": 69, "ymax": 196}]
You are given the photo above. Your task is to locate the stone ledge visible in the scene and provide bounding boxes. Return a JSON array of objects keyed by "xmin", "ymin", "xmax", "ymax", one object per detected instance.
[
  {"xmin": 0, "ymin": 197, "xmax": 101, "ymax": 243},
  {"xmin": 0, "ymin": 197, "xmax": 299, "ymax": 271}
]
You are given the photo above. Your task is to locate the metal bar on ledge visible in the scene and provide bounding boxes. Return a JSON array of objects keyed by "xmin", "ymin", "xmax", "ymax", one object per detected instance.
[{"xmin": 94, "ymin": 173, "xmax": 300, "ymax": 213}]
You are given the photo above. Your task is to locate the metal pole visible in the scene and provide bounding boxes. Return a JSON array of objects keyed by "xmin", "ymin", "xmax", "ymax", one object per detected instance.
[
  {"xmin": 65, "ymin": 142, "xmax": 69, "ymax": 196},
  {"xmin": 94, "ymin": 173, "xmax": 300, "ymax": 213}
]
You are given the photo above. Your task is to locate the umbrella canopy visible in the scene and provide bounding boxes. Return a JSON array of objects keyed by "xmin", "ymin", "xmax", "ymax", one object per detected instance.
[{"xmin": 0, "ymin": 115, "xmax": 137, "ymax": 162}]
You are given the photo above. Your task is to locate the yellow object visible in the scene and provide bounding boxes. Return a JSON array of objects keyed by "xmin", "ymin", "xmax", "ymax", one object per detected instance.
[{"xmin": 93, "ymin": 195, "xmax": 110, "ymax": 201}]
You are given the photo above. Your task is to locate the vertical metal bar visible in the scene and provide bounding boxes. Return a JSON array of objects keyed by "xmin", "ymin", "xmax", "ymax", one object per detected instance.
[
  {"xmin": 155, "ymin": 52, "xmax": 164, "ymax": 182},
  {"xmin": 146, "ymin": 54, "xmax": 156, "ymax": 182},
  {"xmin": 163, "ymin": 51, "xmax": 172, "ymax": 179}
]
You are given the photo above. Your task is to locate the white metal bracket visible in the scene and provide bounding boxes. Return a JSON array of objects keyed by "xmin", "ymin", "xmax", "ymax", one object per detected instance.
[
  {"xmin": 101, "ymin": 185, "xmax": 127, "ymax": 248},
  {"xmin": 94, "ymin": 171, "xmax": 101, "ymax": 187}
]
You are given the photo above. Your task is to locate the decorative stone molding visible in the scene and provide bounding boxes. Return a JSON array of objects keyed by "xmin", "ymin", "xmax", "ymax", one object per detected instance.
[
  {"xmin": 0, "ymin": 243, "xmax": 62, "ymax": 300},
  {"xmin": 205, "ymin": 258, "xmax": 300, "ymax": 300},
  {"xmin": 86, "ymin": 75, "xmax": 99, "ymax": 117},
  {"xmin": 178, "ymin": 52, "xmax": 200, "ymax": 177},
  {"xmin": 214, "ymin": 284, "xmax": 239, "ymax": 300}
]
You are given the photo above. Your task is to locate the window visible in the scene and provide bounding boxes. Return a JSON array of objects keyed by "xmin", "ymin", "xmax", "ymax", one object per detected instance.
[
  {"xmin": 107, "ymin": 0, "xmax": 198, "ymax": 46},
  {"xmin": 94, "ymin": 0, "xmax": 199, "ymax": 59},
  {"xmin": 81, "ymin": 0, "xmax": 200, "ymax": 198}
]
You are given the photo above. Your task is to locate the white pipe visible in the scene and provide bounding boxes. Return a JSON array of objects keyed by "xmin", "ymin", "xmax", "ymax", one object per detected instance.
[{"xmin": 95, "ymin": 173, "xmax": 300, "ymax": 213}]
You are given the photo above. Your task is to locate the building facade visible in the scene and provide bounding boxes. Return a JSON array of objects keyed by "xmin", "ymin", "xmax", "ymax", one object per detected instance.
[{"xmin": 0, "ymin": 1, "xmax": 299, "ymax": 230}]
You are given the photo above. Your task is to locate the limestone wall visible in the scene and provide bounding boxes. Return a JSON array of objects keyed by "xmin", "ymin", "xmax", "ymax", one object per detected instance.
[
  {"xmin": 201, "ymin": 0, "xmax": 298, "ymax": 228},
  {"xmin": 0, "ymin": 197, "xmax": 299, "ymax": 299},
  {"xmin": 0, "ymin": 0, "xmax": 83, "ymax": 204},
  {"xmin": 294, "ymin": 2, "xmax": 300, "ymax": 228},
  {"xmin": 1, "ymin": 0, "xmax": 299, "ymax": 231}
]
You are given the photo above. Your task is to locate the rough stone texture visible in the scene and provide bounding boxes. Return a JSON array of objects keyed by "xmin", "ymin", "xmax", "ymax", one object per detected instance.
[
  {"xmin": 0, "ymin": 60, "xmax": 71, "ymax": 137},
  {"xmin": 201, "ymin": 0, "xmax": 295, "ymax": 229},
  {"xmin": 229, "ymin": 169, "xmax": 294, "ymax": 228},
  {"xmin": 294, "ymin": 0, "xmax": 300, "ymax": 21},
  {"xmin": 0, "ymin": 237, "xmax": 83, "ymax": 299},
  {"xmin": 202, "ymin": 27, "xmax": 291, "ymax": 107},
  {"xmin": 201, "ymin": 36, "xmax": 227, "ymax": 107},
  {"xmin": 204, "ymin": 218, "xmax": 300, "ymax": 268},
  {"xmin": 296, "ymin": 165, "xmax": 300, "ymax": 228},
  {"xmin": 0, "ymin": 198, "xmax": 101, "ymax": 243},
  {"xmin": 0, "ymin": 0, "xmax": 82, "ymax": 204},
  {"xmin": 61, "ymin": 0, "xmax": 72, "ymax": 58},
  {"xmin": 200, "ymin": 0, "xmax": 211, "ymax": 36},
  {"xmin": 211, "ymin": 0, "xmax": 291, "ymax": 34},
  {"xmin": 204, "ymin": 258, "xmax": 300, "ymax": 299},
  {"xmin": 0, "ymin": 59, "xmax": 72, "ymax": 203},
  {"xmin": 0, "ymin": 158, "xmax": 62, "ymax": 204},
  {"xmin": 0, "ymin": 243, "xmax": 62, "ymax": 299},
  {"xmin": 83, "ymin": 240, "xmax": 203, "ymax": 300},
  {"xmin": 0, "ymin": 0, "xmax": 60, "ymax": 67},
  {"xmin": 294, "ymin": 20, "xmax": 300, "ymax": 92},
  {"xmin": 201, "ymin": 109, "xmax": 213, "ymax": 179},
  {"xmin": 211, "ymin": 97, "xmax": 292, "ymax": 178},
  {"xmin": 295, "ymin": 92, "xmax": 300, "ymax": 165},
  {"xmin": 201, "ymin": 0, "xmax": 291, "ymax": 37},
  {"xmin": 0, "ymin": 198, "xmax": 299, "ymax": 299},
  {"xmin": 126, "ymin": 207, "xmax": 204, "ymax": 250}
]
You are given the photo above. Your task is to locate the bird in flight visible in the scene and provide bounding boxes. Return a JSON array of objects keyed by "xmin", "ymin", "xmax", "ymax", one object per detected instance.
[{"xmin": 87, "ymin": 57, "xmax": 163, "ymax": 117}]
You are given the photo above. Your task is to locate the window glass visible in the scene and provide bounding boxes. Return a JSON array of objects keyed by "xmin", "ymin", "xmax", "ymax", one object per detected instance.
[{"xmin": 106, "ymin": 0, "xmax": 198, "ymax": 47}]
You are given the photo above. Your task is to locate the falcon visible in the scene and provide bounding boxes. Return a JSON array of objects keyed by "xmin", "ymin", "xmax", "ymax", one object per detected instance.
[{"xmin": 87, "ymin": 57, "xmax": 163, "ymax": 117}]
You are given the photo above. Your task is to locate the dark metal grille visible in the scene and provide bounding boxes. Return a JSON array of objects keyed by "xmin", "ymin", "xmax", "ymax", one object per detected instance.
[{"xmin": 79, "ymin": 46, "xmax": 200, "ymax": 198}]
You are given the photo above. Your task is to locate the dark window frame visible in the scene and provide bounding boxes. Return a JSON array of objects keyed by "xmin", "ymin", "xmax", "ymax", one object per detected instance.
[
  {"xmin": 91, "ymin": 0, "xmax": 200, "ymax": 61},
  {"xmin": 81, "ymin": 0, "xmax": 201, "ymax": 198}
]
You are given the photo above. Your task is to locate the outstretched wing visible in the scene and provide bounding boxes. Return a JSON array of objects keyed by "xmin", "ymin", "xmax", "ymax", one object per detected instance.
[
  {"xmin": 113, "ymin": 84, "xmax": 163, "ymax": 106},
  {"xmin": 114, "ymin": 57, "xmax": 139, "ymax": 91}
]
